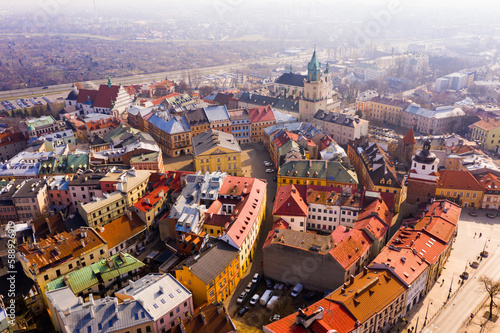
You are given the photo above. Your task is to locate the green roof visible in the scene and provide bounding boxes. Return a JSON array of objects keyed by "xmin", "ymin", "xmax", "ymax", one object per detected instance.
[
  {"xmin": 279, "ymin": 160, "xmax": 358, "ymax": 184},
  {"xmin": 26, "ymin": 115, "xmax": 56, "ymax": 129},
  {"xmin": 46, "ymin": 253, "xmax": 144, "ymax": 294},
  {"xmin": 38, "ymin": 154, "xmax": 89, "ymax": 175},
  {"xmin": 130, "ymin": 151, "xmax": 159, "ymax": 163}
]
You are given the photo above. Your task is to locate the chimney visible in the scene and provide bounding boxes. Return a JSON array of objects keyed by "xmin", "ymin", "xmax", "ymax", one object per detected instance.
[
  {"xmin": 350, "ymin": 275, "xmax": 355, "ymax": 285},
  {"xmin": 200, "ymin": 311, "xmax": 207, "ymax": 325},
  {"xmin": 363, "ymin": 266, "xmax": 368, "ymax": 276},
  {"xmin": 159, "ymin": 286, "xmax": 164, "ymax": 294},
  {"xmin": 81, "ymin": 239, "xmax": 85, "ymax": 248},
  {"xmin": 89, "ymin": 294, "xmax": 94, "ymax": 306}
]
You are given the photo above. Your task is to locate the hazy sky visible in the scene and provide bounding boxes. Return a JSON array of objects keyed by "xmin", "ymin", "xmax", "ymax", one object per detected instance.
[{"xmin": 5, "ymin": 0, "xmax": 500, "ymax": 14}]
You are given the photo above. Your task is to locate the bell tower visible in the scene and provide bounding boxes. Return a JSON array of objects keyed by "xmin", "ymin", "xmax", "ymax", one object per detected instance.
[
  {"xmin": 407, "ymin": 139, "xmax": 439, "ymax": 204},
  {"xmin": 299, "ymin": 47, "xmax": 327, "ymax": 122}
]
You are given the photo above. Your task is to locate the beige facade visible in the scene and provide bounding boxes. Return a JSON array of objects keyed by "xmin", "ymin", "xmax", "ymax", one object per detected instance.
[
  {"xmin": 12, "ymin": 179, "xmax": 49, "ymax": 222},
  {"xmin": 78, "ymin": 192, "xmax": 128, "ymax": 228}
]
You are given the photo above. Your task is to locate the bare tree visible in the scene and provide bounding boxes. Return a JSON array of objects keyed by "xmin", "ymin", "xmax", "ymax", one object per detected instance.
[{"xmin": 480, "ymin": 276, "xmax": 500, "ymax": 320}]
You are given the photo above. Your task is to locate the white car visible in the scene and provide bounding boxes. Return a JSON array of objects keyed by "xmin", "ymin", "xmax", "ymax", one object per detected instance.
[
  {"xmin": 249, "ymin": 294, "xmax": 260, "ymax": 305},
  {"xmin": 237, "ymin": 291, "xmax": 247, "ymax": 304},
  {"xmin": 263, "ymin": 160, "xmax": 270, "ymax": 165},
  {"xmin": 252, "ymin": 273, "xmax": 259, "ymax": 284},
  {"xmin": 266, "ymin": 168, "xmax": 275, "ymax": 173},
  {"xmin": 264, "ymin": 162, "xmax": 273, "ymax": 167}
]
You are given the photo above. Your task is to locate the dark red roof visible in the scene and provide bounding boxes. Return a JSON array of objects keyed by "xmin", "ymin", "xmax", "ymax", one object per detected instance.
[
  {"xmin": 403, "ymin": 129, "xmax": 416, "ymax": 145},
  {"xmin": 437, "ymin": 170, "xmax": 484, "ymax": 191},
  {"xmin": 264, "ymin": 299, "xmax": 357, "ymax": 333},
  {"xmin": 272, "ymin": 184, "xmax": 308, "ymax": 217},
  {"xmin": 94, "ymin": 85, "xmax": 120, "ymax": 109},
  {"xmin": 249, "ymin": 105, "xmax": 276, "ymax": 123},
  {"xmin": 76, "ymin": 89, "xmax": 98, "ymax": 104}
]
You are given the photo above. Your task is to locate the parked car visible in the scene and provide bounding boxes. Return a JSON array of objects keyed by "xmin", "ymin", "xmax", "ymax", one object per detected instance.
[
  {"xmin": 244, "ymin": 282, "xmax": 253, "ymax": 293},
  {"xmin": 238, "ymin": 306, "xmax": 249, "ymax": 316},
  {"xmin": 267, "ymin": 296, "xmax": 280, "ymax": 310},
  {"xmin": 237, "ymin": 291, "xmax": 247, "ymax": 304},
  {"xmin": 266, "ymin": 168, "xmax": 275, "ymax": 173},
  {"xmin": 260, "ymin": 290, "xmax": 273, "ymax": 306},
  {"xmin": 252, "ymin": 273, "xmax": 259, "ymax": 284},
  {"xmin": 249, "ymin": 294, "xmax": 260, "ymax": 305},
  {"xmin": 135, "ymin": 246, "xmax": 145, "ymax": 256},
  {"xmin": 291, "ymin": 283, "xmax": 303, "ymax": 297},
  {"xmin": 42, "ymin": 86, "xmax": 48, "ymax": 89},
  {"xmin": 269, "ymin": 314, "xmax": 281, "ymax": 322},
  {"xmin": 264, "ymin": 162, "xmax": 273, "ymax": 167},
  {"xmin": 304, "ymin": 291, "xmax": 316, "ymax": 300},
  {"xmin": 266, "ymin": 279, "xmax": 273, "ymax": 289},
  {"xmin": 263, "ymin": 160, "xmax": 270, "ymax": 165}
]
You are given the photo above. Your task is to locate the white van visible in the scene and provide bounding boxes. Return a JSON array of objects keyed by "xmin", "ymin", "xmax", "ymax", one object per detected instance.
[
  {"xmin": 291, "ymin": 283, "xmax": 303, "ymax": 297},
  {"xmin": 259, "ymin": 290, "xmax": 273, "ymax": 306},
  {"xmin": 266, "ymin": 295, "xmax": 280, "ymax": 310}
]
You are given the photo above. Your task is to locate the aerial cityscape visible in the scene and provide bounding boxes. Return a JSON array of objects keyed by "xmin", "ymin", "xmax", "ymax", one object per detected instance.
[{"xmin": 1, "ymin": 1, "xmax": 500, "ymax": 332}]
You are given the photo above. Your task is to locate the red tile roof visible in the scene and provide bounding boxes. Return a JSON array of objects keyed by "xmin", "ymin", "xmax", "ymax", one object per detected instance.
[
  {"xmin": 329, "ymin": 229, "xmax": 373, "ymax": 270},
  {"xmin": 76, "ymin": 89, "xmax": 99, "ymax": 104},
  {"xmin": 264, "ymin": 299, "xmax": 357, "ymax": 333},
  {"xmin": 272, "ymin": 218, "xmax": 289, "ymax": 230},
  {"xmin": 388, "ymin": 227, "xmax": 447, "ymax": 264},
  {"xmin": 475, "ymin": 172, "xmax": 500, "ymax": 193},
  {"xmin": 371, "ymin": 246, "xmax": 429, "ymax": 285},
  {"xmin": 94, "ymin": 85, "xmax": 120, "ymax": 109},
  {"xmin": 330, "ymin": 226, "xmax": 350, "ymax": 244},
  {"xmin": 472, "ymin": 118, "xmax": 500, "ymax": 131},
  {"xmin": 273, "ymin": 184, "xmax": 308, "ymax": 217},
  {"xmin": 353, "ymin": 216, "xmax": 388, "ymax": 241},
  {"xmin": 219, "ymin": 176, "xmax": 256, "ymax": 196},
  {"xmin": 437, "ymin": 170, "xmax": 484, "ymax": 191},
  {"xmin": 249, "ymin": 105, "xmax": 276, "ymax": 123},
  {"xmin": 403, "ymin": 129, "xmax": 416, "ymax": 145},
  {"xmin": 357, "ymin": 198, "xmax": 393, "ymax": 228},
  {"xmin": 0, "ymin": 132, "xmax": 27, "ymax": 146},
  {"xmin": 133, "ymin": 178, "xmax": 169, "ymax": 213},
  {"xmin": 223, "ymin": 176, "xmax": 267, "ymax": 248},
  {"xmin": 414, "ymin": 216, "xmax": 456, "ymax": 244},
  {"xmin": 97, "ymin": 212, "xmax": 146, "ymax": 249},
  {"xmin": 424, "ymin": 200, "xmax": 461, "ymax": 225}
]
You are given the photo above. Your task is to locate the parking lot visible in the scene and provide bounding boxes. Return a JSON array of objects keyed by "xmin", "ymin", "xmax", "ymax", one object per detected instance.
[{"xmin": 233, "ymin": 276, "xmax": 323, "ymax": 330}]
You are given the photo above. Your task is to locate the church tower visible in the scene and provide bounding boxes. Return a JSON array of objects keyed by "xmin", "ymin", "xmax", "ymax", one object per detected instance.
[
  {"xmin": 407, "ymin": 139, "xmax": 439, "ymax": 204},
  {"xmin": 299, "ymin": 48, "xmax": 327, "ymax": 122}
]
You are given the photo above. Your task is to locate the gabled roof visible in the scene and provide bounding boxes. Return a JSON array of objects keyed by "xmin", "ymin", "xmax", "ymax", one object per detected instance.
[
  {"xmin": 326, "ymin": 269, "xmax": 406, "ymax": 323},
  {"xmin": 76, "ymin": 89, "xmax": 99, "ymax": 104},
  {"xmin": 174, "ymin": 240, "xmax": 238, "ymax": 285},
  {"xmin": 264, "ymin": 299, "xmax": 357, "ymax": 333},
  {"xmin": 329, "ymin": 229, "xmax": 373, "ymax": 270},
  {"xmin": 475, "ymin": 172, "xmax": 500, "ymax": 193},
  {"xmin": 192, "ymin": 130, "xmax": 241, "ymax": 156},
  {"xmin": 94, "ymin": 84, "xmax": 120, "ymax": 109},
  {"xmin": 97, "ymin": 212, "xmax": 146, "ymax": 249},
  {"xmin": 386, "ymin": 227, "xmax": 447, "ymax": 264},
  {"xmin": 273, "ymin": 184, "xmax": 308, "ymax": 217},
  {"xmin": 203, "ymin": 105, "xmax": 230, "ymax": 122},
  {"xmin": 248, "ymin": 105, "xmax": 276, "ymax": 123},
  {"xmin": 274, "ymin": 73, "xmax": 307, "ymax": 87},
  {"xmin": 414, "ymin": 216, "xmax": 456, "ymax": 244},
  {"xmin": 46, "ymin": 252, "xmax": 144, "ymax": 294},
  {"xmin": 437, "ymin": 170, "xmax": 483, "ymax": 191},
  {"xmin": 424, "ymin": 200, "xmax": 461, "ymax": 225},
  {"xmin": 370, "ymin": 246, "xmax": 429, "ymax": 286},
  {"xmin": 116, "ymin": 273, "xmax": 191, "ymax": 321}
]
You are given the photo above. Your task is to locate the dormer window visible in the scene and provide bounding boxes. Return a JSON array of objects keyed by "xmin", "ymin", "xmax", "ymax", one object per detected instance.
[{"xmin": 380, "ymin": 179, "xmax": 385, "ymax": 185}]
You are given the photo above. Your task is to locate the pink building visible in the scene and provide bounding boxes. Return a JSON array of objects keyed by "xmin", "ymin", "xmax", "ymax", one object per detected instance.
[
  {"xmin": 68, "ymin": 173, "xmax": 105, "ymax": 212},
  {"xmin": 47, "ymin": 176, "xmax": 72, "ymax": 213}
]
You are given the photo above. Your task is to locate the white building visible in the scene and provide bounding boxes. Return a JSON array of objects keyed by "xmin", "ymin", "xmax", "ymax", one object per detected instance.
[{"xmin": 312, "ymin": 110, "xmax": 369, "ymax": 145}]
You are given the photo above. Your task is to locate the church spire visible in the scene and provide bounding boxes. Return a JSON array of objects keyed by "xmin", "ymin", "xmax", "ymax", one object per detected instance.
[
  {"xmin": 107, "ymin": 76, "xmax": 112, "ymax": 88},
  {"xmin": 307, "ymin": 46, "xmax": 321, "ymax": 82}
]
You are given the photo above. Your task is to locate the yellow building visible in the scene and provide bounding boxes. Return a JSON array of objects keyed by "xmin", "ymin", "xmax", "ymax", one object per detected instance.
[
  {"xmin": 100, "ymin": 169, "xmax": 152, "ymax": 206},
  {"xmin": 366, "ymin": 96, "xmax": 409, "ymax": 126},
  {"xmin": 17, "ymin": 227, "xmax": 108, "ymax": 302},
  {"xmin": 277, "ymin": 160, "xmax": 359, "ymax": 191},
  {"xmin": 470, "ymin": 118, "xmax": 500, "ymax": 153},
  {"xmin": 436, "ymin": 170, "xmax": 484, "ymax": 208},
  {"xmin": 192, "ymin": 129, "xmax": 242, "ymax": 176},
  {"xmin": 78, "ymin": 191, "xmax": 128, "ymax": 228},
  {"xmin": 174, "ymin": 240, "xmax": 240, "ymax": 308}
]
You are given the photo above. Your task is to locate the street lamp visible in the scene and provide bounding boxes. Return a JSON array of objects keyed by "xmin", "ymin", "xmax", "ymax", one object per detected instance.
[
  {"xmin": 447, "ymin": 275, "xmax": 454, "ymax": 301},
  {"xmin": 423, "ymin": 301, "xmax": 432, "ymax": 327}
]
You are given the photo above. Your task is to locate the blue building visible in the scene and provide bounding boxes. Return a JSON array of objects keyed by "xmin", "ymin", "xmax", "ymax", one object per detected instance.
[{"xmin": 228, "ymin": 108, "xmax": 251, "ymax": 144}]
